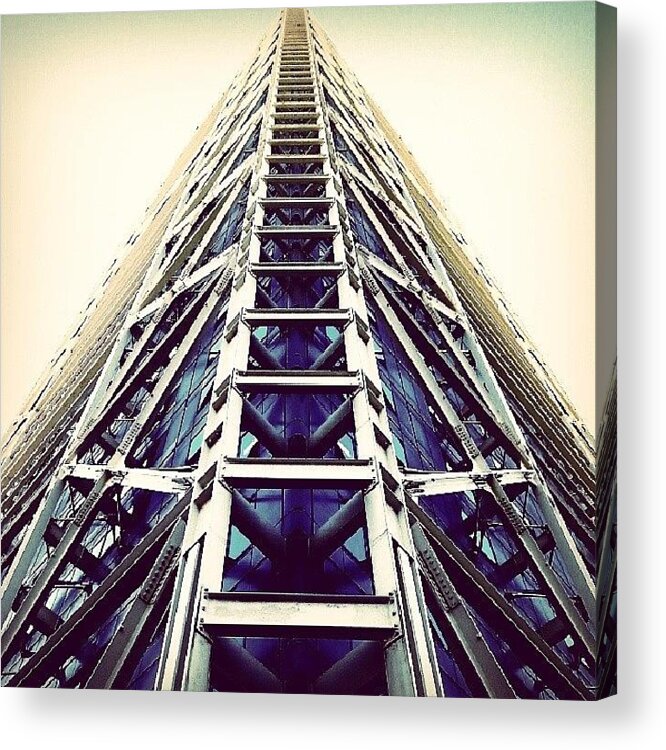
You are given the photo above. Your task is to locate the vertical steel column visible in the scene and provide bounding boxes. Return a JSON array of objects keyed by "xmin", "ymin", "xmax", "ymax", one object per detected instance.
[
  {"xmin": 308, "ymin": 13, "xmax": 441, "ymax": 696},
  {"xmin": 155, "ymin": 19, "xmax": 282, "ymax": 692}
]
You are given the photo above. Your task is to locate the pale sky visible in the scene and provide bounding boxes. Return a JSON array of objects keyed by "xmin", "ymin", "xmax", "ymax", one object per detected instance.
[{"xmin": 1, "ymin": 2, "xmax": 596, "ymax": 435}]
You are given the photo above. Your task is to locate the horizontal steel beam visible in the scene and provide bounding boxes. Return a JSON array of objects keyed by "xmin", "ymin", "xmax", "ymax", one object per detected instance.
[
  {"xmin": 219, "ymin": 457, "xmax": 376, "ymax": 489},
  {"xmin": 402, "ymin": 469, "xmax": 535, "ymax": 497},
  {"xmin": 270, "ymin": 125, "xmax": 318, "ymax": 134},
  {"xmin": 272, "ymin": 114, "xmax": 319, "ymax": 122},
  {"xmin": 251, "ymin": 262, "xmax": 344, "ymax": 277},
  {"xmin": 243, "ymin": 307, "xmax": 351, "ymax": 327},
  {"xmin": 273, "ymin": 107, "xmax": 318, "ymax": 115},
  {"xmin": 259, "ymin": 197, "xmax": 333, "ymax": 208},
  {"xmin": 266, "ymin": 154, "xmax": 324, "ymax": 164},
  {"xmin": 275, "ymin": 94, "xmax": 316, "ymax": 100},
  {"xmin": 262, "ymin": 174, "xmax": 328, "ymax": 183},
  {"xmin": 278, "ymin": 85, "xmax": 314, "ymax": 92},
  {"xmin": 61, "ymin": 464, "xmax": 194, "ymax": 495},
  {"xmin": 256, "ymin": 225, "xmax": 338, "ymax": 238},
  {"xmin": 235, "ymin": 369, "xmax": 360, "ymax": 393},
  {"xmin": 200, "ymin": 591, "xmax": 398, "ymax": 639},
  {"xmin": 269, "ymin": 138, "xmax": 323, "ymax": 146}
]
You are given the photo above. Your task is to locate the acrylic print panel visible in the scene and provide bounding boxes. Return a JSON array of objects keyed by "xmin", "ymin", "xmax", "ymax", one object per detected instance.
[{"xmin": 1, "ymin": 3, "xmax": 616, "ymax": 699}]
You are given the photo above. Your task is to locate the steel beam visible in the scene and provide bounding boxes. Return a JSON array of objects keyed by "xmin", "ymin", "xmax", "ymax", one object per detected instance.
[
  {"xmin": 251, "ymin": 261, "xmax": 344, "ymax": 277},
  {"xmin": 310, "ymin": 490, "xmax": 365, "ymax": 559},
  {"xmin": 262, "ymin": 174, "xmax": 328, "ymax": 184},
  {"xmin": 2, "ymin": 473, "xmax": 111, "ymax": 659},
  {"xmin": 235, "ymin": 369, "xmax": 359, "ymax": 393},
  {"xmin": 311, "ymin": 336, "xmax": 346, "ymax": 370},
  {"xmin": 412, "ymin": 523, "xmax": 516, "ymax": 699},
  {"xmin": 313, "ymin": 641, "xmax": 384, "ymax": 694},
  {"xmin": 6, "ymin": 494, "xmax": 189, "ymax": 688},
  {"xmin": 84, "ymin": 519, "xmax": 185, "ymax": 689},
  {"xmin": 402, "ymin": 468, "xmax": 535, "ymax": 497},
  {"xmin": 308, "ymin": 397, "xmax": 355, "ymax": 456},
  {"xmin": 407, "ymin": 495, "xmax": 592, "ymax": 699},
  {"xmin": 211, "ymin": 637, "xmax": 282, "ymax": 693},
  {"xmin": 256, "ymin": 225, "xmax": 338, "ymax": 239},
  {"xmin": 266, "ymin": 154, "xmax": 325, "ymax": 164},
  {"xmin": 249, "ymin": 333, "xmax": 284, "ymax": 370},
  {"xmin": 243, "ymin": 307, "xmax": 351, "ymax": 327},
  {"xmin": 260, "ymin": 197, "xmax": 332, "ymax": 208},
  {"xmin": 199, "ymin": 591, "xmax": 398, "ymax": 639},
  {"xmin": 62, "ymin": 464, "xmax": 194, "ymax": 495},
  {"xmin": 230, "ymin": 489, "xmax": 285, "ymax": 560},
  {"xmin": 220, "ymin": 457, "xmax": 376, "ymax": 490}
]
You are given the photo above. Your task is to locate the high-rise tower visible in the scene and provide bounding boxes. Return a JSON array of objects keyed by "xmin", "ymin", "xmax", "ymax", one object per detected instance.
[{"xmin": 1, "ymin": 8, "xmax": 615, "ymax": 698}]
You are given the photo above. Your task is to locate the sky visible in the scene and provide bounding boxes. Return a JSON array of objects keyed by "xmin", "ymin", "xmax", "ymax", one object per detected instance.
[{"xmin": 1, "ymin": 1, "xmax": 596, "ymax": 435}]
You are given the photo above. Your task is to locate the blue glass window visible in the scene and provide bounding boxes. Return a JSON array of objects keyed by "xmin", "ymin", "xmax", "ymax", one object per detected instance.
[
  {"xmin": 195, "ymin": 181, "xmax": 250, "ymax": 269},
  {"xmin": 427, "ymin": 612, "xmax": 473, "ymax": 697},
  {"xmin": 250, "ymin": 325, "xmax": 346, "ymax": 370},
  {"xmin": 367, "ymin": 302, "xmax": 469, "ymax": 472},
  {"xmin": 130, "ymin": 307, "xmax": 225, "ymax": 469},
  {"xmin": 255, "ymin": 274, "xmax": 339, "ymax": 309},
  {"xmin": 239, "ymin": 392, "xmax": 356, "ymax": 460},
  {"xmin": 227, "ymin": 123, "xmax": 261, "ymax": 175},
  {"xmin": 419, "ymin": 488, "xmax": 592, "ymax": 684},
  {"xmin": 345, "ymin": 190, "xmax": 393, "ymax": 266},
  {"xmin": 223, "ymin": 487, "xmax": 372, "ymax": 597},
  {"xmin": 330, "ymin": 123, "xmax": 363, "ymax": 172}
]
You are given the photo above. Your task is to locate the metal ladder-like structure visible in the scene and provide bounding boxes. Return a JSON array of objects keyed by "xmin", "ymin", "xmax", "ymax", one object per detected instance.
[{"xmin": 156, "ymin": 8, "xmax": 441, "ymax": 695}]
